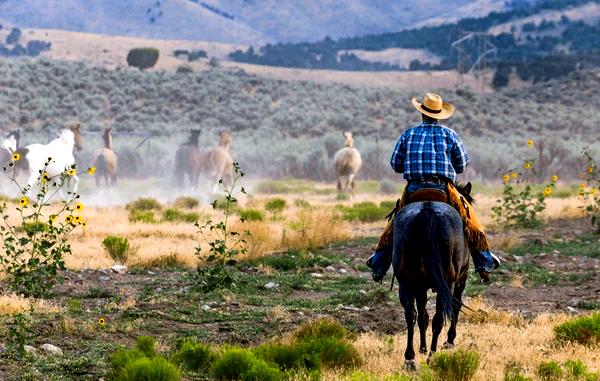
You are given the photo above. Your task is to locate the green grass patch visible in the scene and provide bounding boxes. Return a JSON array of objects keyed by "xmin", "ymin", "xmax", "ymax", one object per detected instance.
[
  {"xmin": 162, "ymin": 208, "xmax": 200, "ymax": 223},
  {"xmin": 256, "ymin": 179, "xmax": 315, "ymax": 194},
  {"xmin": 554, "ymin": 312, "xmax": 600, "ymax": 345},
  {"xmin": 126, "ymin": 197, "xmax": 162, "ymax": 211},
  {"xmin": 336, "ymin": 202, "xmax": 388, "ymax": 222},
  {"xmin": 211, "ymin": 348, "xmax": 282, "ymax": 381},
  {"xmin": 504, "ymin": 263, "xmax": 560, "ymax": 286},
  {"xmin": 129, "ymin": 210, "xmax": 157, "ymax": 224},
  {"xmin": 358, "ymin": 180, "xmax": 381, "ymax": 193},
  {"xmin": 172, "ymin": 339, "xmax": 216, "ymax": 373},
  {"xmin": 102, "ymin": 235, "xmax": 130, "ymax": 263},
  {"xmin": 173, "ymin": 196, "xmax": 199, "ymax": 209},
  {"xmin": 111, "ymin": 336, "xmax": 181, "ymax": 381},
  {"xmin": 429, "ymin": 348, "xmax": 480, "ymax": 381},
  {"xmin": 238, "ymin": 208, "xmax": 265, "ymax": 221},
  {"xmin": 509, "ymin": 234, "xmax": 600, "ymax": 258},
  {"xmin": 265, "ymin": 198, "xmax": 286, "ymax": 213},
  {"xmin": 537, "ymin": 361, "xmax": 563, "ymax": 381}
]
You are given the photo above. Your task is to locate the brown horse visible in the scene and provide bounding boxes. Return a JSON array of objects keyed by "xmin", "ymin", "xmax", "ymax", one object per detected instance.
[
  {"xmin": 175, "ymin": 129, "xmax": 202, "ymax": 191},
  {"xmin": 199, "ymin": 130, "xmax": 234, "ymax": 193},
  {"xmin": 333, "ymin": 131, "xmax": 362, "ymax": 196},
  {"xmin": 92, "ymin": 128, "xmax": 118, "ymax": 187}
]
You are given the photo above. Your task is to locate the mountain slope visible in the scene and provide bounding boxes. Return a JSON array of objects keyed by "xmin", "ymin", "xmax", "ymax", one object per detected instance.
[{"xmin": 0, "ymin": 0, "xmax": 269, "ymax": 44}]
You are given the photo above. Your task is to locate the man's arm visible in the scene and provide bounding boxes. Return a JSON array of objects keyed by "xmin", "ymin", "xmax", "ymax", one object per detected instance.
[
  {"xmin": 451, "ymin": 133, "xmax": 470, "ymax": 174},
  {"xmin": 390, "ymin": 134, "xmax": 407, "ymax": 173}
]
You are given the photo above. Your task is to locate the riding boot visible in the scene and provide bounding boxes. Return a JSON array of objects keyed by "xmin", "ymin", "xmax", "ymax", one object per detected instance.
[{"xmin": 471, "ymin": 250, "xmax": 501, "ymax": 283}]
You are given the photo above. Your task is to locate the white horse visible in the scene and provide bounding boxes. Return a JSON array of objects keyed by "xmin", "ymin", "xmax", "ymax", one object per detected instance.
[
  {"xmin": 333, "ymin": 131, "xmax": 362, "ymax": 196},
  {"xmin": 21, "ymin": 125, "xmax": 83, "ymax": 194}
]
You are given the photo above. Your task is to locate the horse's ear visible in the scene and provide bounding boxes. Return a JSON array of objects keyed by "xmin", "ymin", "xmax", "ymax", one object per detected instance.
[{"xmin": 464, "ymin": 182, "xmax": 472, "ymax": 195}]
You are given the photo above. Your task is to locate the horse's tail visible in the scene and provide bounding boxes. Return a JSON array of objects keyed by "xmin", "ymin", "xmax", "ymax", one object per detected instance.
[
  {"xmin": 417, "ymin": 205, "xmax": 453, "ymax": 321},
  {"xmin": 94, "ymin": 153, "xmax": 107, "ymax": 175}
]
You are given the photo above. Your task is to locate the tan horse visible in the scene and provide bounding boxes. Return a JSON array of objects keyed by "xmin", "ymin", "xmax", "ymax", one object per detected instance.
[
  {"xmin": 200, "ymin": 130, "xmax": 234, "ymax": 193},
  {"xmin": 333, "ymin": 131, "xmax": 362, "ymax": 196},
  {"xmin": 92, "ymin": 128, "xmax": 118, "ymax": 187}
]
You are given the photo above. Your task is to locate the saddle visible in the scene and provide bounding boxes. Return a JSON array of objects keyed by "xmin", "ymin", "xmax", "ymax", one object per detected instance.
[{"xmin": 407, "ymin": 188, "xmax": 448, "ymax": 204}]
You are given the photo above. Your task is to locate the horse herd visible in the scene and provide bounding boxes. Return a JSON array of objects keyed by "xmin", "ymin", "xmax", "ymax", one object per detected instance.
[{"xmin": 0, "ymin": 127, "xmax": 365, "ymax": 196}]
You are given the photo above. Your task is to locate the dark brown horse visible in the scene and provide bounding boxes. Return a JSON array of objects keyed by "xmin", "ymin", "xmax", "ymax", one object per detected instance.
[
  {"xmin": 392, "ymin": 185, "xmax": 472, "ymax": 369},
  {"xmin": 92, "ymin": 128, "xmax": 118, "ymax": 187},
  {"xmin": 175, "ymin": 129, "xmax": 202, "ymax": 191}
]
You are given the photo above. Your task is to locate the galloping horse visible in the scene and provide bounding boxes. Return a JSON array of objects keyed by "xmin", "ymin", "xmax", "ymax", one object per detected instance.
[
  {"xmin": 199, "ymin": 130, "xmax": 234, "ymax": 193},
  {"xmin": 333, "ymin": 131, "xmax": 362, "ymax": 196},
  {"xmin": 19, "ymin": 125, "xmax": 83, "ymax": 194},
  {"xmin": 392, "ymin": 185, "xmax": 472, "ymax": 369},
  {"xmin": 174, "ymin": 129, "xmax": 202, "ymax": 191},
  {"xmin": 92, "ymin": 127, "xmax": 118, "ymax": 187},
  {"xmin": 0, "ymin": 130, "xmax": 20, "ymax": 165}
]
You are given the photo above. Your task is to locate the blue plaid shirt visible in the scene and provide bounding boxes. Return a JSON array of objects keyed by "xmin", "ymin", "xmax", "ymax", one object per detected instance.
[{"xmin": 390, "ymin": 120, "xmax": 470, "ymax": 183}]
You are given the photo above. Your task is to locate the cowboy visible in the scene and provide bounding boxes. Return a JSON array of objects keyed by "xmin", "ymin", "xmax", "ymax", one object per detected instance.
[{"xmin": 367, "ymin": 93, "xmax": 500, "ymax": 283}]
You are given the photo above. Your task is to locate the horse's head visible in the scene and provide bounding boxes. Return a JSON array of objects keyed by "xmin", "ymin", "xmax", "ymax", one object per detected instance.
[
  {"xmin": 343, "ymin": 131, "xmax": 354, "ymax": 148},
  {"xmin": 69, "ymin": 124, "xmax": 83, "ymax": 151},
  {"xmin": 455, "ymin": 181, "xmax": 475, "ymax": 204},
  {"xmin": 219, "ymin": 130, "xmax": 232, "ymax": 148},
  {"xmin": 2, "ymin": 130, "xmax": 19, "ymax": 152}
]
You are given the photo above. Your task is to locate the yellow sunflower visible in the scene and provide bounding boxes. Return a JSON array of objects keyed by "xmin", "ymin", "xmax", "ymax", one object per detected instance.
[
  {"xmin": 88, "ymin": 166, "xmax": 96, "ymax": 176},
  {"xmin": 74, "ymin": 215, "xmax": 82, "ymax": 224},
  {"xmin": 523, "ymin": 162, "xmax": 533, "ymax": 170},
  {"xmin": 11, "ymin": 153, "xmax": 20, "ymax": 161},
  {"xmin": 551, "ymin": 175, "xmax": 558, "ymax": 183},
  {"xmin": 502, "ymin": 174, "xmax": 510, "ymax": 183},
  {"xmin": 74, "ymin": 202, "xmax": 84, "ymax": 213},
  {"xmin": 580, "ymin": 183, "xmax": 586, "ymax": 190},
  {"xmin": 49, "ymin": 214, "xmax": 57, "ymax": 224},
  {"xmin": 65, "ymin": 215, "xmax": 74, "ymax": 224},
  {"xmin": 511, "ymin": 172, "xmax": 518, "ymax": 179},
  {"xmin": 67, "ymin": 169, "xmax": 77, "ymax": 177},
  {"xmin": 98, "ymin": 317, "xmax": 106, "ymax": 326},
  {"xmin": 19, "ymin": 197, "xmax": 29, "ymax": 207},
  {"xmin": 527, "ymin": 140, "xmax": 534, "ymax": 147},
  {"xmin": 588, "ymin": 166, "xmax": 594, "ymax": 175},
  {"xmin": 543, "ymin": 187, "xmax": 552, "ymax": 197}
]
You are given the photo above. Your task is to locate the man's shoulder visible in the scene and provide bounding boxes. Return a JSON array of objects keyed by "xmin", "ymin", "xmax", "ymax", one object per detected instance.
[{"xmin": 403, "ymin": 122, "xmax": 458, "ymax": 136}]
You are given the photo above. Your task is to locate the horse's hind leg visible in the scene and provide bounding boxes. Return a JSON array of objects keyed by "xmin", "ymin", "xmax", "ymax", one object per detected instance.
[
  {"xmin": 444, "ymin": 281, "xmax": 466, "ymax": 349},
  {"xmin": 428, "ymin": 292, "xmax": 446, "ymax": 360},
  {"xmin": 400, "ymin": 288, "xmax": 417, "ymax": 370},
  {"xmin": 348, "ymin": 174, "xmax": 357, "ymax": 197},
  {"xmin": 416, "ymin": 290, "xmax": 429, "ymax": 354}
]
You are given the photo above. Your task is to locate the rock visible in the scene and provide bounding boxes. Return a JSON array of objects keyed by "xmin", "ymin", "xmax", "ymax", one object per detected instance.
[
  {"xmin": 264, "ymin": 282, "xmax": 278, "ymax": 289},
  {"xmin": 359, "ymin": 290, "xmax": 368, "ymax": 295},
  {"xmin": 200, "ymin": 304, "xmax": 211, "ymax": 311},
  {"xmin": 338, "ymin": 268, "xmax": 348, "ymax": 274},
  {"xmin": 362, "ymin": 306, "xmax": 370, "ymax": 311},
  {"xmin": 310, "ymin": 273, "xmax": 323, "ymax": 278},
  {"xmin": 325, "ymin": 266, "xmax": 336, "ymax": 272},
  {"xmin": 552, "ymin": 249, "xmax": 561, "ymax": 255},
  {"xmin": 111, "ymin": 265, "xmax": 127, "ymax": 274},
  {"xmin": 154, "ymin": 288, "xmax": 162, "ymax": 292},
  {"xmin": 98, "ymin": 276, "xmax": 110, "ymax": 281},
  {"xmin": 23, "ymin": 345, "xmax": 37, "ymax": 354},
  {"xmin": 566, "ymin": 306, "xmax": 578, "ymax": 314},
  {"xmin": 40, "ymin": 343, "xmax": 62, "ymax": 355},
  {"xmin": 147, "ymin": 271, "xmax": 156, "ymax": 275}
]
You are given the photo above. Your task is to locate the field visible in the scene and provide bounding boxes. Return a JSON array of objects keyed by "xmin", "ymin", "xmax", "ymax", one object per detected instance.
[{"xmin": 0, "ymin": 175, "xmax": 599, "ymax": 380}]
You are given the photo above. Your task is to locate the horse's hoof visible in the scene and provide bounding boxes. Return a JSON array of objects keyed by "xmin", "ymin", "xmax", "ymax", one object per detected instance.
[
  {"xmin": 404, "ymin": 360, "xmax": 418, "ymax": 371},
  {"xmin": 442, "ymin": 342, "xmax": 455, "ymax": 350},
  {"xmin": 419, "ymin": 347, "xmax": 428, "ymax": 355}
]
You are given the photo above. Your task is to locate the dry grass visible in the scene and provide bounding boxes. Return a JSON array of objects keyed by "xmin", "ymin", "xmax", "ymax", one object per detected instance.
[
  {"xmin": 323, "ymin": 304, "xmax": 600, "ymax": 381},
  {"xmin": 0, "ymin": 294, "xmax": 63, "ymax": 315}
]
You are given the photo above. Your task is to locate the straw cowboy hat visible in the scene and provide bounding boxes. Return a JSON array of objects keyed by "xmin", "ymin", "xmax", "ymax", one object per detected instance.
[{"xmin": 412, "ymin": 93, "xmax": 454, "ymax": 120}]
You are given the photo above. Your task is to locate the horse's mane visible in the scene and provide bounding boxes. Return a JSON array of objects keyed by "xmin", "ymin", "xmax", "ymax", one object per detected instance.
[{"xmin": 455, "ymin": 181, "xmax": 475, "ymax": 204}]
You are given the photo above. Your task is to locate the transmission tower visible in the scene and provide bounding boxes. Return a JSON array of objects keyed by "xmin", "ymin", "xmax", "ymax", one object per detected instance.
[{"xmin": 451, "ymin": 32, "xmax": 497, "ymax": 92}]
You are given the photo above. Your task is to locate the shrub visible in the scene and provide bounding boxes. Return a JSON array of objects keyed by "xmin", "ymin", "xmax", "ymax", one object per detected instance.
[
  {"xmin": 172, "ymin": 339, "xmax": 216, "ymax": 372},
  {"xmin": 211, "ymin": 348, "xmax": 281, "ymax": 381},
  {"xmin": 132, "ymin": 253, "xmax": 184, "ymax": 270},
  {"xmin": 176, "ymin": 65, "xmax": 193, "ymax": 74},
  {"xmin": 292, "ymin": 318, "xmax": 348, "ymax": 342},
  {"xmin": 126, "ymin": 198, "xmax": 162, "ymax": 211},
  {"xmin": 554, "ymin": 312, "xmax": 600, "ymax": 345},
  {"xmin": 254, "ymin": 342, "xmax": 320, "ymax": 373},
  {"xmin": 102, "ymin": 235, "xmax": 130, "ymax": 263},
  {"xmin": 429, "ymin": 349, "xmax": 480, "ymax": 381},
  {"xmin": 115, "ymin": 357, "xmax": 181, "ymax": 381},
  {"xmin": 294, "ymin": 199, "xmax": 311, "ymax": 208},
  {"xmin": 126, "ymin": 47, "xmax": 160, "ymax": 70},
  {"xmin": 129, "ymin": 210, "xmax": 157, "ymax": 224},
  {"xmin": 379, "ymin": 179, "xmax": 398, "ymax": 194},
  {"xmin": 173, "ymin": 196, "xmax": 199, "ymax": 209},
  {"xmin": 302, "ymin": 337, "xmax": 362, "ymax": 369},
  {"xmin": 580, "ymin": 146, "xmax": 600, "ymax": 232},
  {"xmin": 537, "ymin": 361, "xmax": 563, "ymax": 381},
  {"xmin": 379, "ymin": 200, "xmax": 397, "ymax": 212},
  {"xmin": 337, "ymin": 202, "xmax": 388, "ymax": 222},
  {"xmin": 0, "ymin": 161, "xmax": 82, "ymax": 297},
  {"xmin": 162, "ymin": 208, "xmax": 199, "ymax": 223},
  {"xmin": 238, "ymin": 209, "xmax": 264, "ymax": 222},
  {"xmin": 265, "ymin": 198, "xmax": 286, "ymax": 213},
  {"xmin": 135, "ymin": 336, "xmax": 157, "ymax": 357},
  {"xmin": 256, "ymin": 179, "xmax": 314, "ymax": 194}
]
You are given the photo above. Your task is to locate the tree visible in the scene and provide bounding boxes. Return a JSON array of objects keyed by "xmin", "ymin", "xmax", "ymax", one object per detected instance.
[{"xmin": 126, "ymin": 48, "xmax": 160, "ymax": 70}]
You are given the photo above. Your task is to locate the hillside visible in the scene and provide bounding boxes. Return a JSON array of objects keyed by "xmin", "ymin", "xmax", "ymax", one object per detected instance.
[
  {"xmin": 0, "ymin": 0, "xmax": 269, "ymax": 45},
  {"xmin": 0, "ymin": 58, "xmax": 596, "ymax": 181},
  {"xmin": 0, "ymin": 0, "xmax": 511, "ymax": 44}
]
